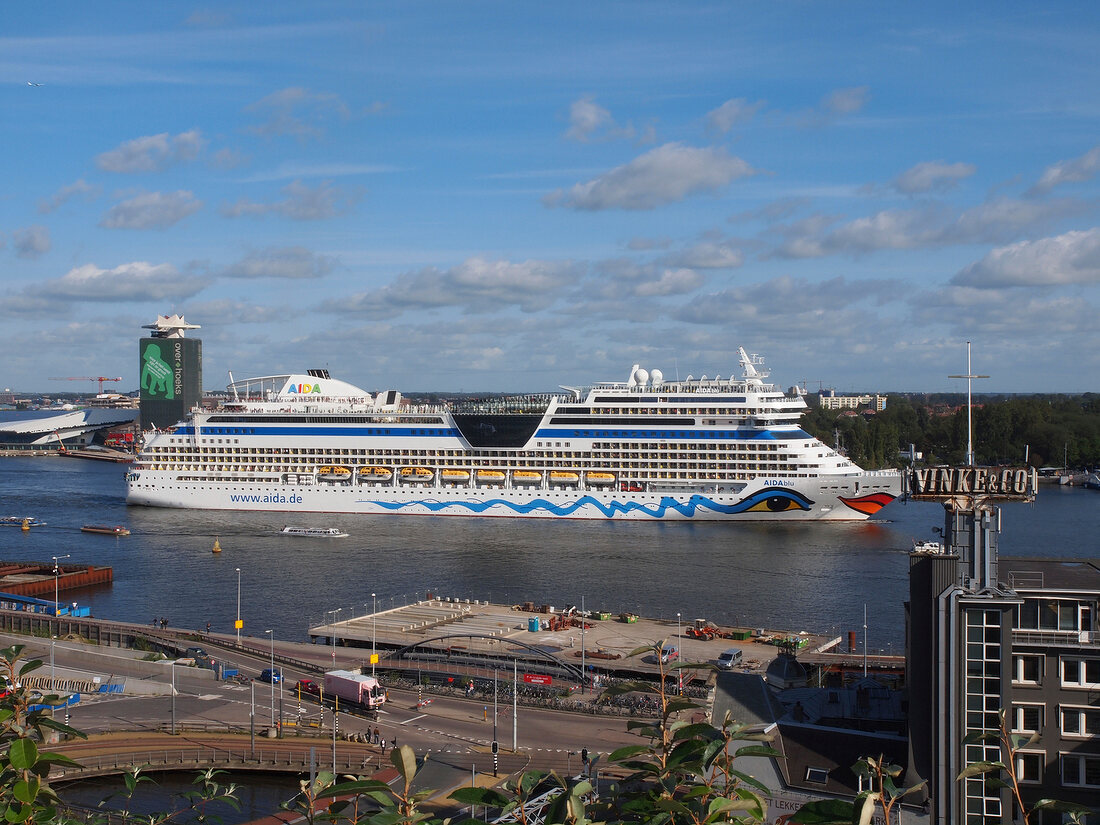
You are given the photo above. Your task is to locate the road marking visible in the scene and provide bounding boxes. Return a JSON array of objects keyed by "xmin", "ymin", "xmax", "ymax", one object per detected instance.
[{"xmin": 402, "ymin": 714, "xmax": 426, "ymax": 725}]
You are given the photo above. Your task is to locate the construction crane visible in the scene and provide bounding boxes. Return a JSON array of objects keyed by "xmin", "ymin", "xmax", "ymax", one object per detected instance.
[{"xmin": 49, "ymin": 376, "xmax": 124, "ymax": 393}]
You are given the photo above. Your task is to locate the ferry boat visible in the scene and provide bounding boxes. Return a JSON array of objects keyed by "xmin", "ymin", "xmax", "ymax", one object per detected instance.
[
  {"xmin": 126, "ymin": 349, "xmax": 901, "ymax": 521},
  {"xmin": 280, "ymin": 526, "xmax": 348, "ymax": 538}
]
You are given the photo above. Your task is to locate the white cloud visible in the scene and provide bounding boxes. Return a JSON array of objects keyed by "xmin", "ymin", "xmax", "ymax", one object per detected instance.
[
  {"xmin": 661, "ymin": 239, "xmax": 744, "ymax": 269},
  {"xmin": 99, "ymin": 190, "xmax": 202, "ymax": 229},
  {"xmin": 325, "ymin": 256, "xmax": 582, "ymax": 317},
  {"xmin": 222, "ymin": 247, "xmax": 336, "ymax": 280},
  {"xmin": 245, "ymin": 86, "xmax": 350, "ymax": 140},
  {"xmin": 564, "ymin": 95, "xmax": 643, "ymax": 142},
  {"xmin": 594, "ymin": 259, "xmax": 704, "ymax": 299},
  {"xmin": 566, "ymin": 96, "xmax": 613, "ymax": 141},
  {"xmin": 705, "ymin": 98, "xmax": 765, "ymax": 133},
  {"xmin": 12, "ymin": 225, "xmax": 50, "ymax": 259},
  {"xmin": 893, "ymin": 160, "xmax": 976, "ymax": 193},
  {"xmin": 798, "ymin": 86, "xmax": 870, "ymax": 127},
  {"xmin": 1029, "ymin": 145, "xmax": 1100, "ymax": 196},
  {"xmin": 545, "ymin": 143, "xmax": 756, "ymax": 211},
  {"xmin": 38, "ymin": 178, "xmax": 101, "ymax": 213},
  {"xmin": 40, "ymin": 261, "xmax": 208, "ymax": 301},
  {"xmin": 823, "ymin": 86, "xmax": 870, "ymax": 116},
  {"xmin": 95, "ymin": 130, "xmax": 205, "ymax": 173},
  {"xmin": 952, "ymin": 228, "xmax": 1100, "ymax": 288},
  {"xmin": 221, "ymin": 180, "xmax": 361, "ymax": 220},
  {"xmin": 770, "ymin": 198, "xmax": 1088, "ymax": 259}
]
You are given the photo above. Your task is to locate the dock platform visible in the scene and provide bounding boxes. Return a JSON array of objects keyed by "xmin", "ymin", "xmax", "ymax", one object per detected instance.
[{"xmin": 309, "ymin": 598, "xmax": 842, "ymax": 679}]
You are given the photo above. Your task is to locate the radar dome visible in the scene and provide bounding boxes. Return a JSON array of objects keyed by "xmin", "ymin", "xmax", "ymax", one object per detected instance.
[
  {"xmin": 633, "ymin": 368, "xmax": 649, "ymax": 386},
  {"xmin": 651, "ymin": 368, "xmax": 663, "ymax": 385}
]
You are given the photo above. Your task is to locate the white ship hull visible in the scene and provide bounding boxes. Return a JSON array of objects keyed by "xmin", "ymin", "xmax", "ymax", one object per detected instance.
[
  {"xmin": 127, "ymin": 472, "xmax": 898, "ymax": 521},
  {"xmin": 125, "ymin": 350, "xmax": 901, "ymax": 522}
]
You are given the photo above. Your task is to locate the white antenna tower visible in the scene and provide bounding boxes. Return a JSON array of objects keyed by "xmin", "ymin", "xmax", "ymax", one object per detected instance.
[{"xmin": 948, "ymin": 341, "xmax": 989, "ymax": 467}]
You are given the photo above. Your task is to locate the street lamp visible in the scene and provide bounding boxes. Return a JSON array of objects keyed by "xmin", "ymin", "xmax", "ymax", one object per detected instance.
[
  {"xmin": 235, "ymin": 567, "xmax": 242, "ymax": 644},
  {"xmin": 329, "ymin": 608, "xmax": 343, "ymax": 666},
  {"xmin": 51, "ymin": 555, "xmax": 70, "ymax": 618},
  {"xmin": 676, "ymin": 612, "xmax": 682, "ymax": 696},
  {"xmin": 265, "ymin": 629, "xmax": 275, "ymax": 726},
  {"xmin": 371, "ymin": 592, "xmax": 377, "ymax": 676}
]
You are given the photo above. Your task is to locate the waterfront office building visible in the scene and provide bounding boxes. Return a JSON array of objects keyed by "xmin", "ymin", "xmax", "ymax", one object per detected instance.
[
  {"xmin": 906, "ymin": 491, "xmax": 1100, "ymax": 822},
  {"xmin": 138, "ymin": 314, "xmax": 202, "ymax": 431}
]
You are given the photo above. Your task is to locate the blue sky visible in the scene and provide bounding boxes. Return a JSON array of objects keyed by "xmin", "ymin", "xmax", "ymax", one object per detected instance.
[{"xmin": 2, "ymin": 2, "xmax": 1099, "ymax": 395}]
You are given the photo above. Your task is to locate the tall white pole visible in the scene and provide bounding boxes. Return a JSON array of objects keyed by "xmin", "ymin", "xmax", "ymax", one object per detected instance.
[
  {"xmin": 677, "ymin": 612, "xmax": 682, "ymax": 695},
  {"xmin": 580, "ymin": 595, "xmax": 585, "ymax": 694},
  {"xmin": 266, "ymin": 629, "xmax": 275, "ymax": 726},
  {"xmin": 236, "ymin": 568, "xmax": 242, "ymax": 642},
  {"xmin": 171, "ymin": 662, "xmax": 177, "ymax": 735},
  {"xmin": 863, "ymin": 604, "xmax": 868, "ymax": 678},
  {"xmin": 949, "ymin": 341, "xmax": 988, "ymax": 467},
  {"xmin": 512, "ymin": 658, "xmax": 517, "ymax": 751},
  {"xmin": 372, "ymin": 592, "xmax": 377, "ymax": 676}
]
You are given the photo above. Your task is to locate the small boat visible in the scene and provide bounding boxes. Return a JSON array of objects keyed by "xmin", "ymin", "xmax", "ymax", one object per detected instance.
[
  {"xmin": 476, "ymin": 470, "xmax": 507, "ymax": 484},
  {"xmin": 1, "ymin": 516, "xmax": 46, "ymax": 527},
  {"xmin": 280, "ymin": 526, "xmax": 349, "ymax": 538},
  {"xmin": 81, "ymin": 524, "xmax": 131, "ymax": 536},
  {"xmin": 358, "ymin": 466, "xmax": 393, "ymax": 480},
  {"xmin": 512, "ymin": 470, "xmax": 543, "ymax": 486},
  {"xmin": 441, "ymin": 469, "xmax": 471, "ymax": 482},
  {"xmin": 549, "ymin": 471, "xmax": 580, "ymax": 485},
  {"xmin": 585, "ymin": 471, "xmax": 616, "ymax": 486},
  {"xmin": 399, "ymin": 467, "xmax": 435, "ymax": 483}
]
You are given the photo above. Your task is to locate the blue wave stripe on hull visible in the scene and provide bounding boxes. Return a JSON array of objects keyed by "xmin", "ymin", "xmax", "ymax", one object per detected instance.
[{"xmin": 359, "ymin": 488, "xmax": 815, "ymax": 518}]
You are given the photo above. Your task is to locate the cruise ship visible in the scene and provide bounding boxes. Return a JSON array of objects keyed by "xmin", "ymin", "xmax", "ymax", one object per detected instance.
[{"xmin": 126, "ymin": 349, "xmax": 900, "ymax": 520}]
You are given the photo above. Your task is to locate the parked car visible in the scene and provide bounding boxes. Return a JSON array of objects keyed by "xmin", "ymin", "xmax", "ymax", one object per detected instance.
[
  {"xmin": 259, "ymin": 668, "xmax": 283, "ymax": 684},
  {"xmin": 716, "ymin": 648, "xmax": 743, "ymax": 669},
  {"xmin": 659, "ymin": 645, "xmax": 679, "ymax": 664}
]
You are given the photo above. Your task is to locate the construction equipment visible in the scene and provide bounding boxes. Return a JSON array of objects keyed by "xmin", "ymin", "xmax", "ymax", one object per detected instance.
[
  {"xmin": 686, "ymin": 618, "xmax": 727, "ymax": 640},
  {"xmin": 48, "ymin": 376, "xmax": 123, "ymax": 393}
]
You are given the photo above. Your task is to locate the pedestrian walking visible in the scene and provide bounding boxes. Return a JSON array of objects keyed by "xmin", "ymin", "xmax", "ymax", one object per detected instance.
[
  {"xmin": 373, "ymin": 726, "xmax": 379, "ymax": 743},
  {"xmin": 380, "ymin": 738, "xmax": 386, "ymax": 754}
]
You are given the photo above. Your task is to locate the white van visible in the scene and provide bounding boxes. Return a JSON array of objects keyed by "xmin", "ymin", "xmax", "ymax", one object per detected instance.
[{"xmin": 716, "ymin": 648, "xmax": 743, "ymax": 669}]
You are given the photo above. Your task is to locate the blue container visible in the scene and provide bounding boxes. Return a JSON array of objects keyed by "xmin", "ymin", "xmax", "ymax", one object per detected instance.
[{"xmin": 527, "ymin": 617, "xmax": 539, "ymax": 632}]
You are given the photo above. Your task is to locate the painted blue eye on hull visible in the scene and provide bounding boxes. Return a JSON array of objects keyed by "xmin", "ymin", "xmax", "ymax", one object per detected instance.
[{"xmin": 736, "ymin": 488, "xmax": 814, "ymax": 513}]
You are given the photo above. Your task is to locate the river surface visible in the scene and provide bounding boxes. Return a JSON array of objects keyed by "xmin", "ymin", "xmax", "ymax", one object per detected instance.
[{"xmin": 1, "ymin": 456, "xmax": 1097, "ymax": 650}]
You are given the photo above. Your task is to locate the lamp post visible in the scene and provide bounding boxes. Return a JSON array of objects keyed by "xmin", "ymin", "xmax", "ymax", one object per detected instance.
[
  {"xmin": 265, "ymin": 629, "xmax": 275, "ymax": 726},
  {"xmin": 371, "ymin": 592, "xmax": 377, "ymax": 676},
  {"xmin": 580, "ymin": 594, "xmax": 586, "ymax": 695},
  {"xmin": 51, "ymin": 555, "xmax": 70, "ymax": 619},
  {"xmin": 329, "ymin": 608, "xmax": 343, "ymax": 666},
  {"xmin": 235, "ymin": 567, "xmax": 242, "ymax": 644},
  {"xmin": 676, "ymin": 612, "xmax": 682, "ymax": 695}
]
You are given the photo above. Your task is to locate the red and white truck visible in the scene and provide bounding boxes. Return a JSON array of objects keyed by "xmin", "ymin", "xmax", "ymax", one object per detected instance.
[{"xmin": 322, "ymin": 669, "xmax": 387, "ymax": 711}]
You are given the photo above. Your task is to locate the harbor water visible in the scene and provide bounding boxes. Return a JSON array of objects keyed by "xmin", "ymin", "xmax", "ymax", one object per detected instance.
[{"xmin": 1, "ymin": 456, "xmax": 1097, "ymax": 651}]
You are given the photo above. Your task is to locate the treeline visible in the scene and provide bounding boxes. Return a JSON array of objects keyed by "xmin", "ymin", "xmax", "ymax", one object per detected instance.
[{"xmin": 801, "ymin": 394, "xmax": 1100, "ymax": 470}]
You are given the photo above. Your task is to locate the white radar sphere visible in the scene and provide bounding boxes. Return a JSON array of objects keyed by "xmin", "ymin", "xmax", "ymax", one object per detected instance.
[
  {"xmin": 634, "ymin": 368, "xmax": 649, "ymax": 386},
  {"xmin": 651, "ymin": 369, "xmax": 663, "ymax": 385}
]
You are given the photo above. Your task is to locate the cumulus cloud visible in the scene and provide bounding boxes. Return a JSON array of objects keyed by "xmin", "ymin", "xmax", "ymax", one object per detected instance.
[
  {"xmin": 96, "ymin": 130, "xmax": 205, "ymax": 173},
  {"xmin": 545, "ymin": 143, "xmax": 756, "ymax": 211},
  {"xmin": 593, "ymin": 259, "xmax": 704, "ymax": 299},
  {"xmin": 564, "ymin": 95, "xmax": 646, "ymax": 143},
  {"xmin": 324, "ymin": 256, "xmax": 583, "ymax": 317},
  {"xmin": 676, "ymin": 275, "xmax": 900, "ymax": 331},
  {"xmin": 799, "ymin": 86, "xmax": 870, "ymax": 127},
  {"xmin": 951, "ymin": 228, "xmax": 1100, "ymax": 288},
  {"xmin": 728, "ymin": 197, "xmax": 808, "ymax": 224},
  {"xmin": 1029, "ymin": 145, "xmax": 1100, "ymax": 196},
  {"xmin": 705, "ymin": 98, "xmax": 765, "ymax": 133},
  {"xmin": 12, "ymin": 225, "xmax": 50, "ymax": 259},
  {"xmin": 39, "ymin": 261, "xmax": 208, "ymax": 302},
  {"xmin": 769, "ymin": 198, "xmax": 1087, "ymax": 259},
  {"xmin": 99, "ymin": 190, "xmax": 202, "ymax": 229},
  {"xmin": 245, "ymin": 86, "xmax": 350, "ymax": 140},
  {"xmin": 893, "ymin": 160, "xmax": 976, "ymax": 193},
  {"xmin": 221, "ymin": 180, "xmax": 361, "ymax": 220},
  {"xmin": 222, "ymin": 247, "xmax": 336, "ymax": 280},
  {"xmin": 38, "ymin": 178, "xmax": 101, "ymax": 213},
  {"xmin": 918, "ymin": 284, "xmax": 1098, "ymax": 337},
  {"xmin": 661, "ymin": 239, "xmax": 744, "ymax": 269}
]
